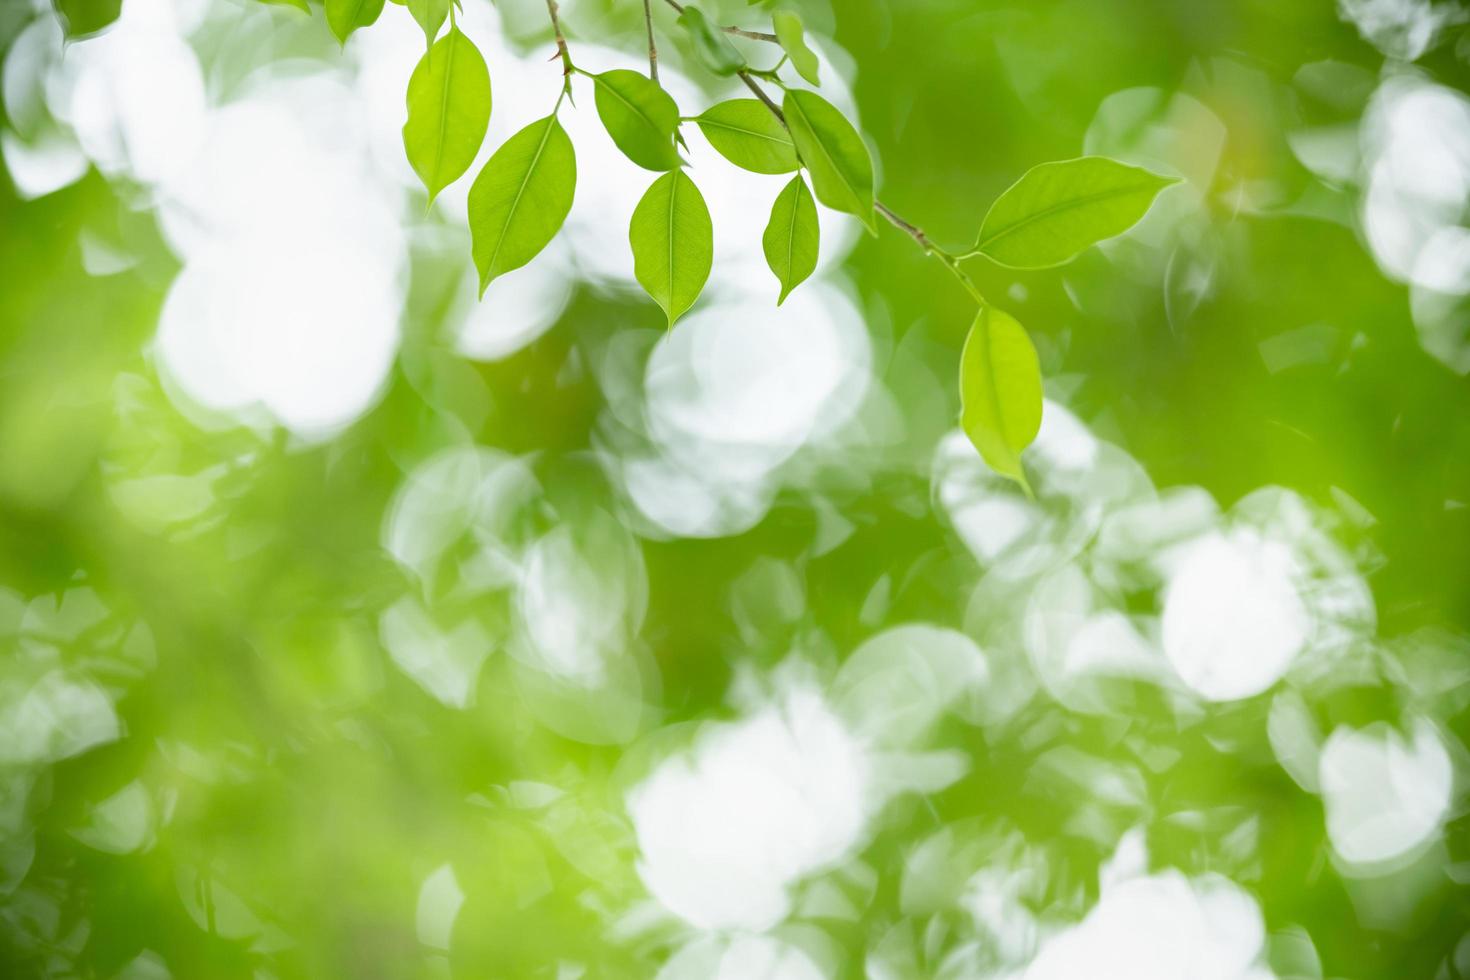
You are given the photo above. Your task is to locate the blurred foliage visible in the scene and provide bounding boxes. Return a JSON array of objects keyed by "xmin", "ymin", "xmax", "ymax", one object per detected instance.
[{"xmin": 0, "ymin": 1, "xmax": 1468, "ymax": 979}]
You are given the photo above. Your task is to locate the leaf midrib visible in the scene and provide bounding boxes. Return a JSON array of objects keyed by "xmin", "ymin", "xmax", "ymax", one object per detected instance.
[
  {"xmin": 698, "ymin": 117, "xmax": 793, "ymax": 148},
  {"xmin": 428, "ymin": 30, "xmax": 459, "ymax": 192},
  {"xmin": 337, "ymin": 0, "xmax": 374, "ymax": 37},
  {"xmin": 787, "ymin": 94, "xmax": 859, "ymax": 211},
  {"xmin": 981, "ymin": 318, "xmax": 1012, "ymax": 446},
  {"xmin": 977, "ymin": 179, "xmax": 1160, "ymax": 253},
  {"xmin": 665, "ymin": 171, "xmax": 679, "ymax": 314},
  {"xmin": 486, "ymin": 118, "xmax": 558, "ymax": 276},
  {"xmin": 963, "ymin": 315, "xmax": 1017, "ymax": 465},
  {"xmin": 780, "ymin": 178, "xmax": 801, "ymax": 293},
  {"xmin": 599, "ymin": 74, "xmax": 676, "ymax": 164}
]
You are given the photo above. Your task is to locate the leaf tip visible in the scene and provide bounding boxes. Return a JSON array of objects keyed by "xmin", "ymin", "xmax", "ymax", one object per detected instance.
[{"xmin": 1012, "ymin": 466, "xmax": 1035, "ymax": 500}]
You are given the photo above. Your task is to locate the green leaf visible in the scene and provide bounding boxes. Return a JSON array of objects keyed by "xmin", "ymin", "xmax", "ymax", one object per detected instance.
[
  {"xmin": 468, "ymin": 114, "xmax": 576, "ymax": 293},
  {"xmin": 959, "ymin": 306, "xmax": 1043, "ymax": 494},
  {"xmin": 629, "ymin": 169, "xmax": 713, "ymax": 327},
  {"xmin": 403, "ymin": 28, "xmax": 491, "ymax": 203},
  {"xmin": 678, "ymin": 6, "xmax": 746, "ymax": 77},
  {"xmin": 406, "ymin": 0, "xmax": 449, "ymax": 46},
  {"xmin": 970, "ymin": 156, "xmax": 1179, "ymax": 269},
  {"xmin": 257, "ymin": 0, "xmax": 310, "ymax": 11},
  {"xmin": 772, "ymin": 11, "xmax": 820, "ymax": 86},
  {"xmin": 694, "ymin": 99, "xmax": 798, "ymax": 174},
  {"xmin": 762, "ymin": 174, "xmax": 818, "ymax": 304},
  {"xmin": 52, "ymin": 0, "xmax": 122, "ymax": 37},
  {"xmin": 781, "ymin": 89, "xmax": 875, "ymax": 232},
  {"xmin": 592, "ymin": 70, "xmax": 682, "ymax": 172},
  {"xmin": 326, "ymin": 0, "xmax": 385, "ymax": 45}
]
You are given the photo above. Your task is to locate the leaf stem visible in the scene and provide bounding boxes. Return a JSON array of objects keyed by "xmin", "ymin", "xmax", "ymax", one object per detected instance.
[
  {"xmin": 642, "ymin": 0, "xmax": 659, "ymax": 81},
  {"xmin": 659, "ymin": 0, "xmax": 779, "ymax": 43}
]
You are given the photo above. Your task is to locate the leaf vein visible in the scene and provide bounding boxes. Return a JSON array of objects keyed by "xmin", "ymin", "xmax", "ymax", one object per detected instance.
[
  {"xmin": 978, "ymin": 181, "xmax": 1159, "ymax": 252},
  {"xmin": 487, "ymin": 117, "xmax": 558, "ymax": 276},
  {"xmin": 429, "ymin": 31, "xmax": 458, "ymax": 190}
]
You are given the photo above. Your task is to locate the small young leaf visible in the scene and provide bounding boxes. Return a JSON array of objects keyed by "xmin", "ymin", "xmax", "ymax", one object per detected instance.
[
  {"xmin": 678, "ymin": 6, "xmax": 746, "ymax": 77},
  {"xmin": 772, "ymin": 11, "xmax": 820, "ymax": 86},
  {"xmin": 403, "ymin": 27, "xmax": 491, "ymax": 202},
  {"xmin": 406, "ymin": 0, "xmax": 449, "ymax": 47},
  {"xmin": 592, "ymin": 70, "xmax": 682, "ymax": 172},
  {"xmin": 782, "ymin": 89, "xmax": 875, "ymax": 232},
  {"xmin": 52, "ymin": 0, "xmax": 123, "ymax": 37},
  {"xmin": 326, "ymin": 0, "xmax": 386, "ymax": 45},
  {"xmin": 629, "ymin": 169, "xmax": 713, "ymax": 327},
  {"xmin": 971, "ymin": 156, "xmax": 1179, "ymax": 269},
  {"xmin": 959, "ymin": 306, "xmax": 1043, "ymax": 494},
  {"xmin": 468, "ymin": 114, "xmax": 576, "ymax": 293},
  {"xmin": 762, "ymin": 174, "xmax": 818, "ymax": 304},
  {"xmin": 694, "ymin": 99, "xmax": 798, "ymax": 174}
]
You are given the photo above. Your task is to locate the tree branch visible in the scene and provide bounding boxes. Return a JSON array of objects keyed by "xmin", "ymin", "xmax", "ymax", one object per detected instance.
[{"xmin": 660, "ymin": 0, "xmax": 779, "ymax": 43}]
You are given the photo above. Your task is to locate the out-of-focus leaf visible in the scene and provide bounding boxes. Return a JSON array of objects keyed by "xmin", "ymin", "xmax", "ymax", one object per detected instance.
[
  {"xmin": 326, "ymin": 0, "xmax": 386, "ymax": 45},
  {"xmin": 970, "ymin": 156, "xmax": 1178, "ymax": 269},
  {"xmin": 694, "ymin": 99, "xmax": 798, "ymax": 174},
  {"xmin": 762, "ymin": 174, "xmax": 818, "ymax": 304},
  {"xmin": 678, "ymin": 6, "xmax": 746, "ymax": 76},
  {"xmin": 592, "ymin": 69, "xmax": 682, "ymax": 172},
  {"xmin": 406, "ymin": 0, "xmax": 450, "ymax": 47},
  {"xmin": 959, "ymin": 306, "xmax": 1043, "ymax": 493},
  {"xmin": 52, "ymin": 0, "xmax": 123, "ymax": 37},
  {"xmin": 772, "ymin": 11, "xmax": 820, "ymax": 86},
  {"xmin": 468, "ymin": 114, "xmax": 576, "ymax": 293},
  {"xmin": 782, "ymin": 89, "xmax": 875, "ymax": 232},
  {"xmin": 629, "ymin": 169, "xmax": 713, "ymax": 327},
  {"xmin": 403, "ymin": 27, "xmax": 491, "ymax": 202}
]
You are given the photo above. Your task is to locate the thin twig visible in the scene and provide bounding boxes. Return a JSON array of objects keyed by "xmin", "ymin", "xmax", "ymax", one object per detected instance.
[
  {"xmin": 726, "ymin": 25, "xmax": 779, "ymax": 43},
  {"xmin": 642, "ymin": 0, "xmax": 659, "ymax": 81},
  {"xmin": 874, "ymin": 204, "xmax": 985, "ymax": 303},
  {"xmin": 874, "ymin": 201, "xmax": 936, "ymax": 251},
  {"xmin": 734, "ymin": 70, "xmax": 986, "ymax": 304},
  {"xmin": 660, "ymin": 0, "xmax": 779, "ymax": 43},
  {"xmin": 544, "ymin": 0, "xmax": 573, "ymax": 81},
  {"xmin": 738, "ymin": 70, "xmax": 784, "ymax": 122}
]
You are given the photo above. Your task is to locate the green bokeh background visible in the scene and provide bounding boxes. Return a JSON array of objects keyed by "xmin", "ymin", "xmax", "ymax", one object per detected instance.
[{"xmin": 1, "ymin": 0, "xmax": 1469, "ymax": 977}]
